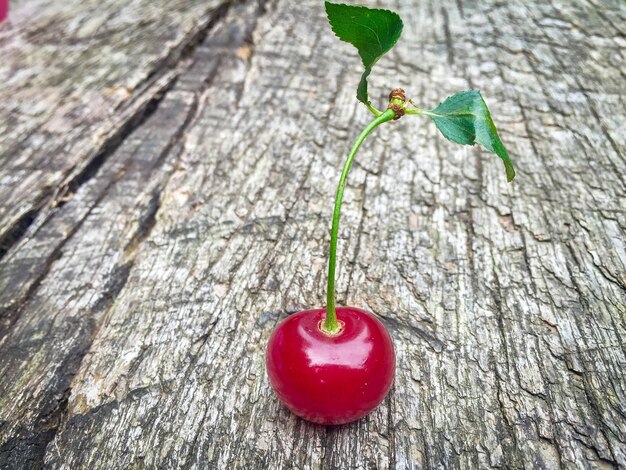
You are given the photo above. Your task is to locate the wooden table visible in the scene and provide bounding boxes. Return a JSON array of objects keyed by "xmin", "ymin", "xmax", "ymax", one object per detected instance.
[{"xmin": 1, "ymin": 0, "xmax": 625, "ymax": 468}]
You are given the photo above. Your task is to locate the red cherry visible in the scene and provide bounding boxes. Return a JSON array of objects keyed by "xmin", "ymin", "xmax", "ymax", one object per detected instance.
[
  {"xmin": 0, "ymin": 0, "xmax": 7, "ymax": 22},
  {"xmin": 266, "ymin": 306, "xmax": 395, "ymax": 425}
]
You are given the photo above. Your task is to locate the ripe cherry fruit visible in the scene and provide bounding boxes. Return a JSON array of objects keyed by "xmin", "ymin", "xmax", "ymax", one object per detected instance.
[
  {"xmin": 266, "ymin": 1, "xmax": 515, "ymax": 426},
  {"xmin": 0, "ymin": 0, "xmax": 7, "ymax": 22},
  {"xmin": 266, "ymin": 307, "xmax": 395, "ymax": 425}
]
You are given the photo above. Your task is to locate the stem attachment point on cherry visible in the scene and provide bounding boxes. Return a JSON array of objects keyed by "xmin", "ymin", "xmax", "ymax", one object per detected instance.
[{"xmin": 319, "ymin": 319, "xmax": 346, "ymax": 337}]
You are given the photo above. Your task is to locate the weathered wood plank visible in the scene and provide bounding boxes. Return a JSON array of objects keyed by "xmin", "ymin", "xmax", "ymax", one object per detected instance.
[
  {"xmin": 0, "ymin": 0, "xmax": 232, "ymax": 253},
  {"xmin": 1, "ymin": 0, "xmax": 625, "ymax": 469}
]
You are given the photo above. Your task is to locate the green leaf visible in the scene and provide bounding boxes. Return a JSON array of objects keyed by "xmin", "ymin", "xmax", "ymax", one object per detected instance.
[
  {"xmin": 356, "ymin": 67, "xmax": 371, "ymax": 104},
  {"xmin": 325, "ymin": 1, "xmax": 403, "ymax": 107},
  {"xmin": 428, "ymin": 90, "xmax": 516, "ymax": 182}
]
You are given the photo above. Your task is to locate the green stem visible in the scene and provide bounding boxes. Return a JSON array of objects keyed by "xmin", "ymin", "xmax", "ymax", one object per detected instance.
[
  {"xmin": 322, "ymin": 108, "xmax": 395, "ymax": 334},
  {"xmin": 365, "ymin": 102, "xmax": 383, "ymax": 117}
]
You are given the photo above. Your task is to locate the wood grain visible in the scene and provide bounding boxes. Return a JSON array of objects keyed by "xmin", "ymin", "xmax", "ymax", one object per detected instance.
[{"xmin": 0, "ymin": 0, "xmax": 624, "ymax": 468}]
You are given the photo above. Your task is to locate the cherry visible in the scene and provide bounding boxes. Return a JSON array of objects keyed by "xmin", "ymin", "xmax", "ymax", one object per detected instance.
[
  {"xmin": 266, "ymin": 306, "xmax": 395, "ymax": 425},
  {"xmin": 266, "ymin": 0, "xmax": 515, "ymax": 428},
  {"xmin": 0, "ymin": 0, "xmax": 7, "ymax": 22}
]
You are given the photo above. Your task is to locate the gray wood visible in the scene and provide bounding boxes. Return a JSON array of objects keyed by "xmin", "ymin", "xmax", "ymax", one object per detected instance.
[{"xmin": 0, "ymin": 0, "xmax": 625, "ymax": 468}]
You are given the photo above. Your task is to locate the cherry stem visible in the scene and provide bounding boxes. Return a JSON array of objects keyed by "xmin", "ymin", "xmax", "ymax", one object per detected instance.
[{"xmin": 322, "ymin": 107, "xmax": 396, "ymax": 334}]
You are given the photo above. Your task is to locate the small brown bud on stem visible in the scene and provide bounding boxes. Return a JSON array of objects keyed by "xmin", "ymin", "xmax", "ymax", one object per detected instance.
[
  {"xmin": 387, "ymin": 88, "xmax": 407, "ymax": 120},
  {"xmin": 389, "ymin": 88, "xmax": 406, "ymax": 102}
]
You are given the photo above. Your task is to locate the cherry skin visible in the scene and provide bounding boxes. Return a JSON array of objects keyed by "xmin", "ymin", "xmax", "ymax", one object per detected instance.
[{"xmin": 266, "ymin": 306, "xmax": 395, "ymax": 425}]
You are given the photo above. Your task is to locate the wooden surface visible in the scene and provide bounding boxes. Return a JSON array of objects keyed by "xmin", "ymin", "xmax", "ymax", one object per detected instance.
[{"xmin": 1, "ymin": 0, "xmax": 625, "ymax": 468}]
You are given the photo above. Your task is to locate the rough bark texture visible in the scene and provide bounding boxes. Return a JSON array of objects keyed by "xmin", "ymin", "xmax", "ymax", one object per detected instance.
[{"xmin": 0, "ymin": 0, "xmax": 625, "ymax": 468}]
